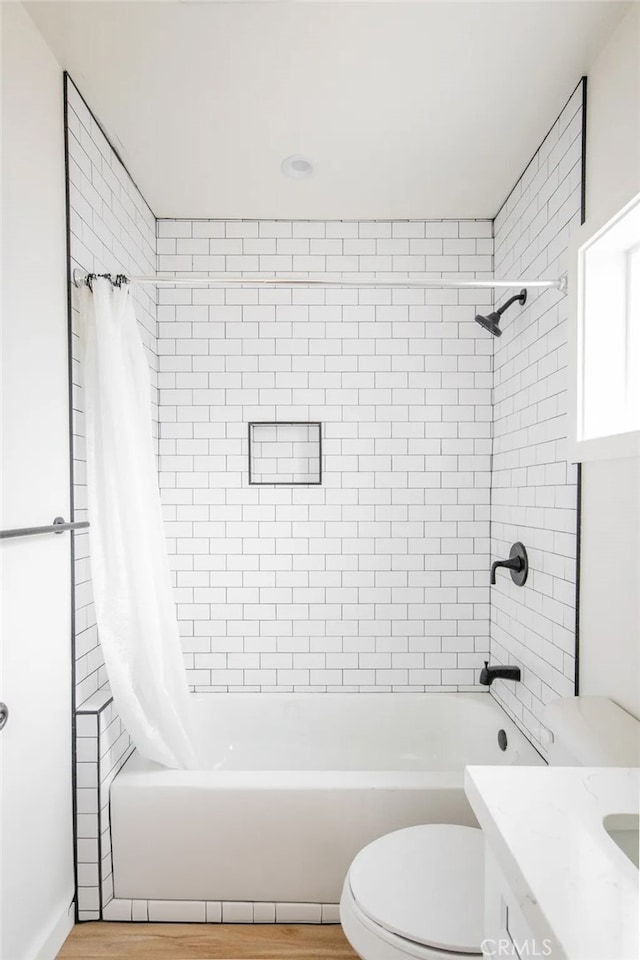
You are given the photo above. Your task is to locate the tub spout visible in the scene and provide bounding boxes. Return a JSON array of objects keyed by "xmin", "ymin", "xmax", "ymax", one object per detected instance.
[{"xmin": 479, "ymin": 661, "xmax": 522, "ymax": 686}]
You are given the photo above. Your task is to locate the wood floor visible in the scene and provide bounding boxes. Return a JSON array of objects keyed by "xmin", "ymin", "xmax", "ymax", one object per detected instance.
[{"xmin": 57, "ymin": 923, "xmax": 358, "ymax": 960}]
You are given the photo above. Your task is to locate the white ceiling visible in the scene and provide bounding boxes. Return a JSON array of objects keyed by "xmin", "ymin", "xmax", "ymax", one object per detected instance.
[{"xmin": 28, "ymin": 1, "xmax": 629, "ymax": 220}]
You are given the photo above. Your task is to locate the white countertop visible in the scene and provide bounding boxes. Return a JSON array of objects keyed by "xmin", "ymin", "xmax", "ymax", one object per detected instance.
[{"xmin": 465, "ymin": 766, "xmax": 639, "ymax": 960}]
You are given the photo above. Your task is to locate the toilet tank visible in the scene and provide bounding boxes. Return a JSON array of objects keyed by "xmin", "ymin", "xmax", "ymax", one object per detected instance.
[{"xmin": 543, "ymin": 696, "xmax": 640, "ymax": 766}]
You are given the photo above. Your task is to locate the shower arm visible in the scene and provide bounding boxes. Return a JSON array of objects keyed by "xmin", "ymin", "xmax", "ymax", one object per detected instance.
[{"xmin": 494, "ymin": 291, "xmax": 529, "ymax": 316}]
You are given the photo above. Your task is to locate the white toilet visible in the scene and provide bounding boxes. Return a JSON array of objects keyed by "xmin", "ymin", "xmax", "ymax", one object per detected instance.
[{"xmin": 340, "ymin": 696, "xmax": 640, "ymax": 960}]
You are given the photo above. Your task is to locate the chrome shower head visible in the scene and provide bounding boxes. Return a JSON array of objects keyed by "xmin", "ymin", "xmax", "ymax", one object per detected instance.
[{"xmin": 475, "ymin": 289, "xmax": 527, "ymax": 337}]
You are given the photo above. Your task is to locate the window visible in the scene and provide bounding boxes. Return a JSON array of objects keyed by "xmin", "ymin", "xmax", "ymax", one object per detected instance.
[{"xmin": 569, "ymin": 191, "xmax": 640, "ymax": 462}]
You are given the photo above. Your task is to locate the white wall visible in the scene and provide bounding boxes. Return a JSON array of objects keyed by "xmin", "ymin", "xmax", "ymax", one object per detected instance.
[
  {"xmin": 156, "ymin": 219, "xmax": 495, "ymax": 692},
  {"xmin": 580, "ymin": 460, "xmax": 640, "ymax": 716},
  {"xmin": 585, "ymin": 4, "xmax": 640, "ymax": 227},
  {"xmin": 489, "ymin": 84, "xmax": 584, "ymax": 752},
  {"xmin": 1, "ymin": 5, "xmax": 74, "ymax": 958},
  {"xmin": 580, "ymin": 4, "xmax": 640, "ymax": 719}
]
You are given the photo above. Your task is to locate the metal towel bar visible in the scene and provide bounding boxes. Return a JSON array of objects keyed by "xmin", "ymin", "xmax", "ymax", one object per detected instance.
[{"xmin": 0, "ymin": 516, "xmax": 90, "ymax": 540}]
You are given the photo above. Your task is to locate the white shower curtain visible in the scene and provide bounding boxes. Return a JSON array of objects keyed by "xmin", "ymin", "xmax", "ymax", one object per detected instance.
[{"xmin": 79, "ymin": 277, "xmax": 198, "ymax": 769}]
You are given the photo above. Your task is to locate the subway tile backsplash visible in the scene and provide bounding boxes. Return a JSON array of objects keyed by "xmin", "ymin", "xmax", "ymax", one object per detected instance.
[
  {"xmin": 67, "ymin": 75, "xmax": 154, "ymax": 922},
  {"xmin": 66, "ymin": 75, "xmax": 582, "ymax": 745},
  {"xmin": 67, "ymin": 76, "xmax": 157, "ymax": 709},
  {"xmin": 156, "ymin": 219, "xmax": 495, "ymax": 692},
  {"xmin": 489, "ymin": 82, "xmax": 584, "ymax": 750}
]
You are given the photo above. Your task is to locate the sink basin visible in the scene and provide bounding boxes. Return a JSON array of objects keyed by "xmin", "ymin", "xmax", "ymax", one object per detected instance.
[{"xmin": 603, "ymin": 813, "xmax": 640, "ymax": 869}]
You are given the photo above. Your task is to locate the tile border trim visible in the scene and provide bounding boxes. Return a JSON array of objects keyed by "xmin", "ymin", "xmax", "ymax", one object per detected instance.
[{"xmin": 101, "ymin": 899, "xmax": 340, "ymax": 924}]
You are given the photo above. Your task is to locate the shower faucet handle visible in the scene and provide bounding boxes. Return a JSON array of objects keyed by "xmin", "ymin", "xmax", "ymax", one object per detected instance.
[{"xmin": 490, "ymin": 542, "xmax": 528, "ymax": 586}]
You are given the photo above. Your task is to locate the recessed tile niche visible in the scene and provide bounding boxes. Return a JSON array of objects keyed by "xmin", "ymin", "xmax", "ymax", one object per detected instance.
[{"xmin": 248, "ymin": 422, "xmax": 322, "ymax": 485}]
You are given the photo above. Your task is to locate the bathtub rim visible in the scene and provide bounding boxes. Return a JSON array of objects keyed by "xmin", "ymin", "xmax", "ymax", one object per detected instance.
[{"xmin": 113, "ymin": 690, "xmax": 545, "ymax": 786}]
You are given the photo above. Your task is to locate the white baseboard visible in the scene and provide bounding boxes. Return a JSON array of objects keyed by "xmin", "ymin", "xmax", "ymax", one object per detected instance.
[{"xmin": 32, "ymin": 900, "xmax": 75, "ymax": 960}]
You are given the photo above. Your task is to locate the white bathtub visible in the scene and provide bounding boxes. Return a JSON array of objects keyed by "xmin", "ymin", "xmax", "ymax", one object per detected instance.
[{"xmin": 111, "ymin": 693, "xmax": 542, "ymax": 905}]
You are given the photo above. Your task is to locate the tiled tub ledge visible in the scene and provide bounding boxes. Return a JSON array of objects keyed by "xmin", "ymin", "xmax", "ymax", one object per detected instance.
[
  {"xmin": 75, "ymin": 688, "xmax": 134, "ymax": 921},
  {"xmin": 103, "ymin": 900, "xmax": 340, "ymax": 924}
]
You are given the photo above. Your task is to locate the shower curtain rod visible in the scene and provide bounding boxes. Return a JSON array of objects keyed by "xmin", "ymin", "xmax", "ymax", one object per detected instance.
[{"xmin": 72, "ymin": 269, "xmax": 566, "ymax": 292}]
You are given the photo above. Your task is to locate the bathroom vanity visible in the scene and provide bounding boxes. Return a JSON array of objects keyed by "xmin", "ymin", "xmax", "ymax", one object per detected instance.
[{"xmin": 465, "ymin": 766, "xmax": 639, "ymax": 960}]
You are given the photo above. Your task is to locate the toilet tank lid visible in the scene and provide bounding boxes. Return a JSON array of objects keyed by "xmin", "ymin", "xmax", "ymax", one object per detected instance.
[{"xmin": 544, "ymin": 696, "xmax": 640, "ymax": 766}]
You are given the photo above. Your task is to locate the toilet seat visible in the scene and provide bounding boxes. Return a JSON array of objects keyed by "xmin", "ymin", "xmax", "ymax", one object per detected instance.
[{"xmin": 340, "ymin": 825, "xmax": 484, "ymax": 959}]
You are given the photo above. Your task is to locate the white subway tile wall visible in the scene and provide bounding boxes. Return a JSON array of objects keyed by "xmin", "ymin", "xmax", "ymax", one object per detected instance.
[
  {"xmin": 156, "ymin": 219, "xmax": 495, "ymax": 692},
  {"xmin": 76, "ymin": 691, "xmax": 134, "ymax": 921},
  {"xmin": 67, "ymin": 77, "xmax": 158, "ymax": 707},
  {"xmin": 489, "ymin": 82, "xmax": 583, "ymax": 750},
  {"xmin": 65, "ymin": 76, "xmax": 584, "ymax": 922},
  {"xmin": 66, "ymin": 77, "xmax": 151, "ymax": 921}
]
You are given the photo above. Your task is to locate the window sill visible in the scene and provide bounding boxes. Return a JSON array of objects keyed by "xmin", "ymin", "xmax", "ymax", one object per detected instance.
[{"xmin": 569, "ymin": 430, "xmax": 640, "ymax": 464}]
